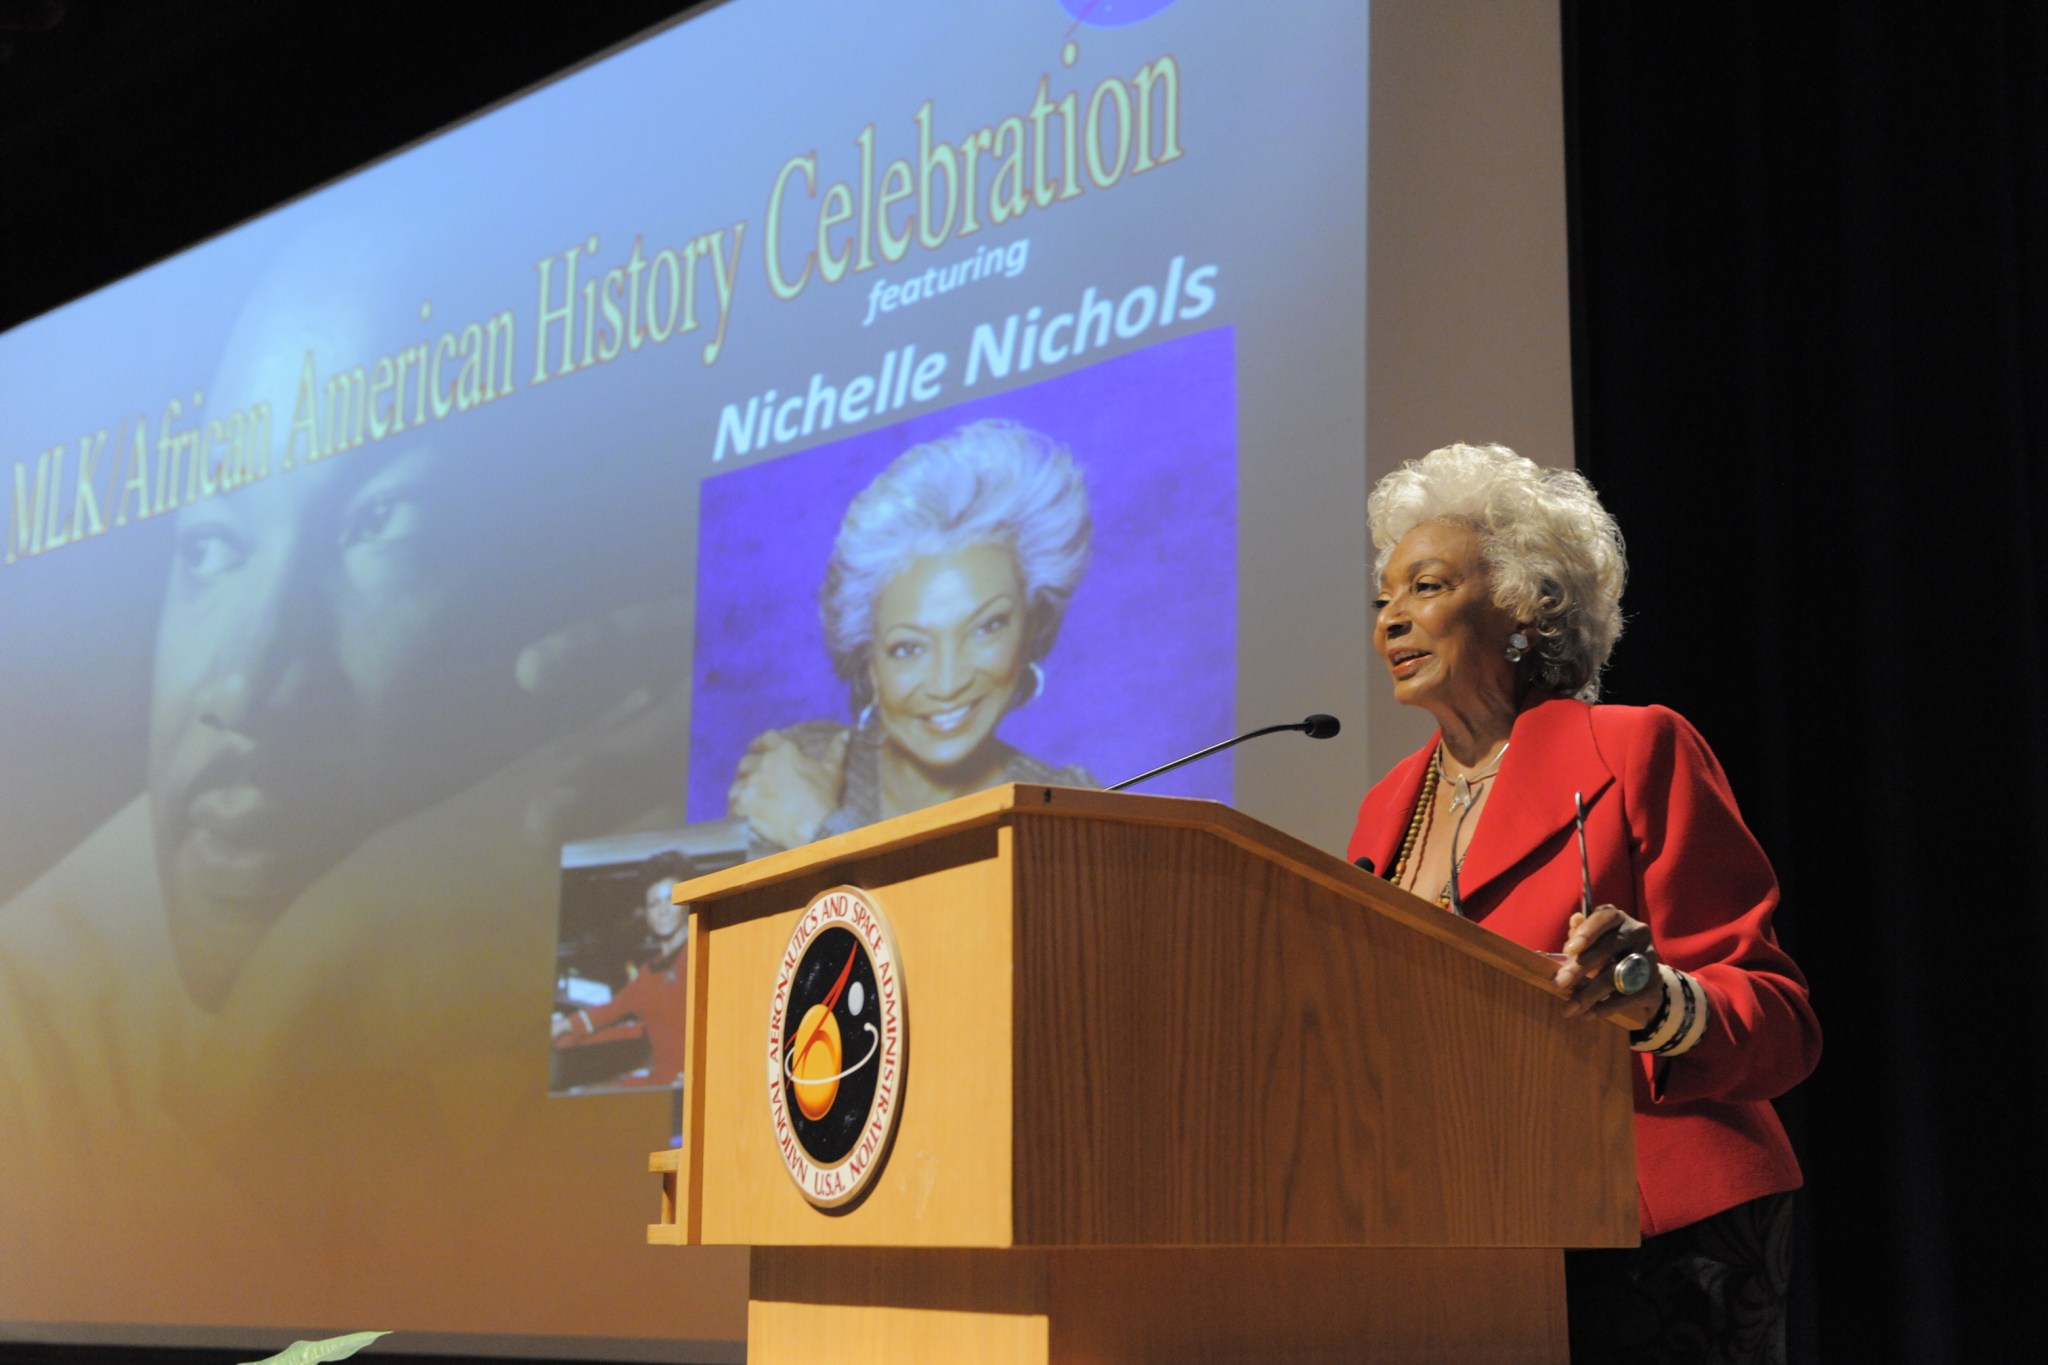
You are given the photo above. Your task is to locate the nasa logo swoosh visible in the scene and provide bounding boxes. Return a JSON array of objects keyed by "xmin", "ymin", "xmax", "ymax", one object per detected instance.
[{"xmin": 765, "ymin": 886, "xmax": 906, "ymax": 1209}]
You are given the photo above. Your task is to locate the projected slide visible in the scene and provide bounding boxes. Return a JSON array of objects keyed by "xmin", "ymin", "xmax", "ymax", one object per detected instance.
[
  {"xmin": 0, "ymin": 0, "xmax": 1366, "ymax": 1351},
  {"xmin": 689, "ymin": 328, "xmax": 1238, "ymax": 845}
]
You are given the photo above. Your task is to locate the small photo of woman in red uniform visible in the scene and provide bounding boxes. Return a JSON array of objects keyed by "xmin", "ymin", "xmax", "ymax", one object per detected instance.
[{"xmin": 550, "ymin": 846, "xmax": 690, "ymax": 1095}]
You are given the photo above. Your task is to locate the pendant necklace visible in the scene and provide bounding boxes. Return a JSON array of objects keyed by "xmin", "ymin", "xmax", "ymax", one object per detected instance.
[{"xmin": 1443, "ymin": 741, "xmax": 1510, "ymax": 812}]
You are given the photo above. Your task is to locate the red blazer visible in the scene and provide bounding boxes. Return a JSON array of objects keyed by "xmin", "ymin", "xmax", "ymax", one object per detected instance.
[
  {"xmin": 560, "ymin": 951, "xmax": 688, "ymax": 1086},
  {"xmin": 1347, "ymin": 696, "xmax": 1820, "ymax": 1237}
]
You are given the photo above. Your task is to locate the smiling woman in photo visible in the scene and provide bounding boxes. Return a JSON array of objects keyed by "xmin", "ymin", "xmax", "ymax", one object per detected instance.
[{"xmin": 726, "ymin": 419, "xmax": 1095, "ymax": 851}]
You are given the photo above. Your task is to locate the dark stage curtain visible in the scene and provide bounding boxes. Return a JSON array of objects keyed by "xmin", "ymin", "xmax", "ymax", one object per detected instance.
[{"xmin": 1562, "ymin": 4, "xmax": 2048, "ymax": 1360}]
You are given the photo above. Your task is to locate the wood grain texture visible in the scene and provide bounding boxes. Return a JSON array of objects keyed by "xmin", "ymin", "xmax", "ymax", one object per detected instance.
[
  {"xmin": 680, "ymin": 908, "xmax": 714, "ymax": 1242},
  {"xmin": 654, "ymin": 785, "xmax": 1634, "ymax": 1256},
  {"xmin": 1047, "ymin": 1247, "xmax": 1566, "ymax": 1364},
  {"xmin": 669, "ymin": 785, "xmax": 1028, "ymax": 902},
  {"xmin": 691, "ymin": 826, "xmax": 1019, "ymax": 1247},
  {"xmin": 753, "ymin": 1246, "xmax": 1050, "ymax": 1313},
  {"xmin": 648, "ymin": 1148, "xmax": 685, "ymax": 1245},
  {"xmin": 744, "ymin": 1246, "xmax": 1564, "ymax": 1364},
  {"xmin": 1009, "ymin": 811, "xmax": 1636, "ymax": 1249},
  {"xmin": 1018, "ymin": 785, "xmax": 1571, "ymax": 993},
  {"xmin": 747, "ymin": 1298, "xmax": 1049, "ymax": 1363},
  {"xmin": 670, "ymin": 785, "xmax": 1573, "ymax": 995}
]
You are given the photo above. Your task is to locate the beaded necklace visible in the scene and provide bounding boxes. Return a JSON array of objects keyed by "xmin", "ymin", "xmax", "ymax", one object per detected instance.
[{"xmin": 1389, "ymin": 746, "xmax": 1444, "ymax": 901}]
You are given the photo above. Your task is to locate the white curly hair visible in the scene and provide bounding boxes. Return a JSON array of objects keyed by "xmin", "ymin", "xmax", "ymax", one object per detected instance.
[
  {"xmin": 1368, "ymin": 442, "xmax": 1626, "ymax": 701},
  {"xmin": 822, "ymin": 420, "xmax": 1092, "ymax": 712}
]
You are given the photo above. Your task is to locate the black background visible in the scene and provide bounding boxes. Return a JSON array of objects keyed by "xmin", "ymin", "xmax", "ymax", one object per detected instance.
[
  {"xmin": 5, "ymin": 2, "xmax": 2044, "ymax": 1359},
  {"xmin": 1563, "ymin": 4, "xmax": 2045, "ymax": 1360}
]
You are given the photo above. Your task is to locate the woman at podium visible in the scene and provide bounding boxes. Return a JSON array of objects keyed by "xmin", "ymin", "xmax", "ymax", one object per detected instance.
[
  {"xmin": 728, "ymin": 419, "xmax": 1095, "ymax": 852},
  {"xmin": 1346, "ymin": 442, "xmax": 1820, "ymax": 1364}
]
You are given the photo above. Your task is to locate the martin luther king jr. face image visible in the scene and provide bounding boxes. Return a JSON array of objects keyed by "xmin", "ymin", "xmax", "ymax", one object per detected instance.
[
  {"xmin": 146, "ymin": 437, "xmax": 554, "ymax": 1009},
  {"xmin": 143, "ymin": 213, "xmax": 682, "ymax": 1011}
]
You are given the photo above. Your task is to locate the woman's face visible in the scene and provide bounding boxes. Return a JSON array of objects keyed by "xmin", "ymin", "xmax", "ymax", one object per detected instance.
[
  {"xmin": 869, "ymin": 543, "xmax": 1030, "ymax": 774},
  {"xmin": 1373, "ymin": 519, "xmax": 1522, "ymax": 715},
  {"xmin": 643, "ymin": 877, "xmax": 683, "ymax": 942}
]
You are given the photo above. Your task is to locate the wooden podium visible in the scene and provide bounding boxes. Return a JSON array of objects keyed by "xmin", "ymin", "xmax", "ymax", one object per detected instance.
[{"xmin": 647, "ymin": 785, "xmax": 1635, "ymax": 1363}]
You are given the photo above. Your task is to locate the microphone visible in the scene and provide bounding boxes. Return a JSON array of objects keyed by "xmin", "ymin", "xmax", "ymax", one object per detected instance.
[{"xmin": 1105, "ymin": 714, "xmax": 1342, "ymax": 793}]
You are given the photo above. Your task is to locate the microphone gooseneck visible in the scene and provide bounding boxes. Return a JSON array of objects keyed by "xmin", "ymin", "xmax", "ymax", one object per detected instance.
[{"xmin": 1105, "ymin": 714, "xmax": 1342, "ymax": 793}]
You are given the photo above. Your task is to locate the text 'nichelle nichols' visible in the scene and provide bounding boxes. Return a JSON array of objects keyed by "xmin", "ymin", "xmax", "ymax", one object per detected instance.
[{"xmin": 710, "ymin": 254, "xmax": 1219, "ymax": 464}]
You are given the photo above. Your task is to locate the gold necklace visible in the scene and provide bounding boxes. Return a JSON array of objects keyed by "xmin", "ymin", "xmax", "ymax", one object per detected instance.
[{"xmin": 1389, "ymin": 751, "xmax": 1441, "ymax": 888}]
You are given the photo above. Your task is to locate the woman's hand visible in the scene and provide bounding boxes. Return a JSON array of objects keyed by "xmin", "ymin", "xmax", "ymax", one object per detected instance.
[
  {"xmin": 1554, "ymin": 903, "xmax": 1664, "ymax": 1029},
  {"xmin": 728, "ymin": 728, "xmax": 851, "ymax": 850}
]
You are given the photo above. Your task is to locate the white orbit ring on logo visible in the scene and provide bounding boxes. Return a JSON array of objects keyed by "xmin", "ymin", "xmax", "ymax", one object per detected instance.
[{"xmin": 783, "ymin": 1022, "xmax": 880, "ymax": 1087}]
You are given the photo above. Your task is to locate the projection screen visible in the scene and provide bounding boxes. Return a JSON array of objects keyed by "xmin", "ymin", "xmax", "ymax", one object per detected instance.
[{"xmin": 0, "ymin": 0, "xmax": 1568, "ymax": 1357}]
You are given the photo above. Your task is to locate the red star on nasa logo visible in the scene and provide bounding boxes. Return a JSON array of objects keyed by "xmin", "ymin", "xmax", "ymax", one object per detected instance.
[{"xmin": 765, "ymin": 886, "xmax": 906, "ymax": 1209}]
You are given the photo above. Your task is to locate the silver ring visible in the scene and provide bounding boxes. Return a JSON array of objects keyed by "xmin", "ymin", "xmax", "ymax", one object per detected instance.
[{"xmin": 1613, "ymin": 953, "xmax": 1653, "ymax": 996}]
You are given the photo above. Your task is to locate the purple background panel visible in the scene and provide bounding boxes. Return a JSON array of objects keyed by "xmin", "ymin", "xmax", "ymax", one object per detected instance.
[{"xmin": 689, "ymin": 327, "xmax": 1238, "ymax": 822}]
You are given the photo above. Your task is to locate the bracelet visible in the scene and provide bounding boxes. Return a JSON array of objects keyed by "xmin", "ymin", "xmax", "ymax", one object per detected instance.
[
  {"xmin": 1627, "ymin": 970, "xmax": 1676, "ymax": 1049},
  {"xmin": 1654, "ymin": 971, "xmax": 1701, "ymax": 1057},
  {"xmin": 1667, "ymin": 970, "xmax": 1712, "ymax": 1056}
]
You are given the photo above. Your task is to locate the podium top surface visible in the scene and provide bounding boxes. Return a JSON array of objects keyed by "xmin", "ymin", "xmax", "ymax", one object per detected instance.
[{"xmin": 674, "ymin": 784, "xmax": 1567, "ymax": 998}]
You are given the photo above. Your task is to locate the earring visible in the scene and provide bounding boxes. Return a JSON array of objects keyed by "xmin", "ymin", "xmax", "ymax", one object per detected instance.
[
  {"xmin": 857, "ymin": 702, "xmax": 876, "ymax": 729},
  {"xmin": 1505, "ymin": 632, "xmax": 1531, "ymax": 663},
  {"xmin": 1016, "ymin": 661, "xmax": 1047, "ymax": 707}
]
